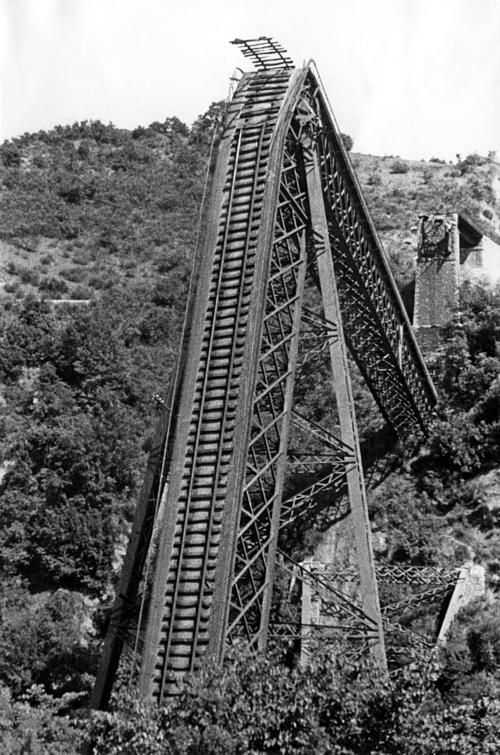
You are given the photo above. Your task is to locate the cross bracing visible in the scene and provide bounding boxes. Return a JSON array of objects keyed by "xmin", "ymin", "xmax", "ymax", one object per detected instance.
[{"xmin": 91, "ymin": 41, "xmax": 437, "ymax": 710}]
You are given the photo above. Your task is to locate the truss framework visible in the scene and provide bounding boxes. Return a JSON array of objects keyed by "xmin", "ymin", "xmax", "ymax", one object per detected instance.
[
  {"xmin": 289, "ymin": 560, "xmax": 466, "ymax": 669},
  {"xmin": 91, "ymin": 49, "xmax": 437, "ymax": 710}
]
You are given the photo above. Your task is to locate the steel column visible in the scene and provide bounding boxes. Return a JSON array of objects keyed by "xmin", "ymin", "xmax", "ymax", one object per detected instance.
[
  {"xmin": 303, "ymin": 139, "xmax": 386, "ymax": 670},
  {"xmin": 90, "ymin": 44, "xmax": 437, "ymax": 708}
]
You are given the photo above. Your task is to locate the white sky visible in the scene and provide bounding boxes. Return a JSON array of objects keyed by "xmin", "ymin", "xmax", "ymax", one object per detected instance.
[{"xmin": 1, "ymin": 0, "xmax": 500, "ymax": 161}]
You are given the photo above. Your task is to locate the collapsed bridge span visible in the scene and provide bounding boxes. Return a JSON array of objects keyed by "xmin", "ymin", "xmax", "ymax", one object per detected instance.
[{"xmin": 91, "ymin": 37, "xmax": 436, "ymax": 709}]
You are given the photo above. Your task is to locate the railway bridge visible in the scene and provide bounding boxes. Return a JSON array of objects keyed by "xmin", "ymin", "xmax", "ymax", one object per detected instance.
[{"xmin": 91, "ymin": 37, "xmax": 437, "ymax": 709}]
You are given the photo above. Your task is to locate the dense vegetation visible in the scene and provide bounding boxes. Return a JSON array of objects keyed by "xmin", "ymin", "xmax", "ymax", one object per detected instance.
[{"xmin": 0, "ymin": 110, "xmax": 499, "ymax": 752}]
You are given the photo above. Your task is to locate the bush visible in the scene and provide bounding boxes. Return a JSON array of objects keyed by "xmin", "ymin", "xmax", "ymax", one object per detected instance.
[
  {"xmin": 88, "ymin": 651, "xmax": 500, "ymax": 755},
  {"xmin": 0, "ymin": 579, "xmax": 95, "ymax": 696},
  {"xmin": 70, "ymin": 285, "xmax": 93, "ymax": 300},
  {"xmin": 39, "ymin": 276, "xmax": 69, "ymax": 295},
  {"xmin": 88, "ymin": 274, "xmax": 117, "ymax": 290},
  {"xmin": 390, "ymin": 159, "xmax": 409, "ymax": 174},
  {"xmin": 340, "ymin": 132, "xmax": 354, "ymax": 152},
  {"xmin": 367, "ymin": 173, "xmax": 382, "ymax": 186},
  {"xmin": 423, "ymin": 415, "xmax": 498, "ymax": 478},
  {"xmin": 0, "ymin": 143, "xmax": 21, "ymax": 167},
  {"xmin": 0, "ymin": 685, "xmax": 81, "ymax": 754},
  {"xmin": 189, "ymin": 102, "xmax": 224, "ymax": 151},
  {"xmin": 440, "ymin": 598, "xmax": 500, "ymax": 703},
  {"xmin": 17, "ymin": 266, "xmax": 40, "ymax": 286},
  {"xmin": 60, "ymin": 266, "xmax": 87, "ymax": 283},
  {"xmin": 59, "ymin": 221, "xmax": 80, "ymax": 240},
  {"xmin": 4, "ymin": 281, "xmax": 21, "ymax": 294},
  {"xmin": 458, "ymin": 153, "xmax": 489, "ymax": 174}
]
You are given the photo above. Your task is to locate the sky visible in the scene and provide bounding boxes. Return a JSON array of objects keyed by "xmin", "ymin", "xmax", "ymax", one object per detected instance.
[{"xmin": 1, "ymin": 0, "xmax": 500, "ymax": 161}]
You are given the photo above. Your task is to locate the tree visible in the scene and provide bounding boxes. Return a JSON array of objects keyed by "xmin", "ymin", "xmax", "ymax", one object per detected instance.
[
  {"xmin": 88, "ymin": 650, "xmax": 500, "ymax": 754},
  {"xmin": 0, "ymin": 578, "xmax": 96, "ymax": 696},
  {"xmin": 340, "ymin": 132, "xmax": 354, "ymax": 152},
  {"xmin": 189, "ymin": 101, "xmax": 225, "ymax": 151}
]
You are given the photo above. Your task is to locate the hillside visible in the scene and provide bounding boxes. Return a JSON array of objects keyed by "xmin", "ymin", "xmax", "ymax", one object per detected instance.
[
  {"xmin": 1, "ymin": 118, "xmax": 498, "ymax": 303},
  {"xmin": 0, "ymin": 112, "xmax": 500, "ymax": 751}
]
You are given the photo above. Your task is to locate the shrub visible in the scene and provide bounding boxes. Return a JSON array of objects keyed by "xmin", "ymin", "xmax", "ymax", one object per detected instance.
[
  {"xmin": 60, "ymin": 266, "xmax": 87, "ymax": 283},
  {"xmin": 70, "ymin": 285, "xmax": 93, "ymax": 300},
  {"xmin": 0, "ymin": 143, "xmax": 21, "ymax": 167},
  {"xmin": 189, "ymin": 102, "xmax": 224, "ymax": 150},
  {"xmin": 458, "ymin": 153, "xmax": 489, "ymax": 174},
  {"xmin": 0, "ymin": 579, "xmax": 95, "ymax": 696},
  {"xmin": 340, "ymin": 132, "xmax": 354, "ymax": 151},
  {"xmin": 440, "ymin": 598, "xmax": 500, "ymax": 702},
  {"xmin": 367, "ymin": 173, "xmax": 382, "ymax": 186},
  {"xmin": 18, "ymin": 266, "xmax": 40, "ymax": 286},
  {"xmin": 59, "ymin": 221, "xmax": 80, "ymax": 240},
  {"xmin": 88, "ymin": 651, "xmax": 500, "ymax": 755},
  {"xmin": 131, "ymin": 125, "xmax": 147, "ymax": 139},
  {"xmin": 38, "ymin": 276, "xmax": 69, "ymax": 295},
  {"xmin": 0, "ymin": 685, "xmax": 81, "ymax": 754},
  {"xmin": 88, "ymin": 274, "xmax": 117, "ymax": 290},
  {"xmin": 4, "ymin": 281, "xmax": 21, "ymax": 294},
  {"xmin": 390, "ymin": 159, "xmax": 409, "ymax": 174}
]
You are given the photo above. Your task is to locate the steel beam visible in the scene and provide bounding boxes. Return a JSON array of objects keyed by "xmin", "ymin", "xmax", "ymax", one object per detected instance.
[
  {"xmin": 302, "ymin": 134, "xmax": 386, "ymax": 671},
  {"xmin": 91, "ymin": 50, "xmax": 438, "ymax": 707}
]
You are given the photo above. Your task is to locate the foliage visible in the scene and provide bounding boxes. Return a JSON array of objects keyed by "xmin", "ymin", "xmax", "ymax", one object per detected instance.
[
  {"xmin": 0, "ymin": 578, "xmax": 96, "ymax": 696},
  {"xmin": 1, "ymin": 106, "xmax": 500, "ymax": 749},
  {"xmin": 439, "ymin": 597, "xmax": 500, "ymax": 703},
  {"xmin": 457, "ymin": 152, "xmax": 490, "ymax": 175},
  {"xmin": 369, "ymin": 475, "xmax": 443, "ymax": 565},
  {"xmin": 390, "ymin": 159, "xmax": 409, "ymax": 174},
  {"xmin": 340, "ymin": 133, "xmax": 354, "ymax": 152},
  {"xmin": 0, "ymin": 684, "xmax": 81, "ymax": 754},
  {"xmin": 417, "ymin": 282, "xmax": 500, "ymax": 491},
  {"xmin": 88, "ymin": 651, "xmax": 500, "ymax": 754},
  {"xmin": 366, "ymin": 172, "xmax": 382, "ymax": 186},
  {"xmin": 0, "ymin": 116, "xmax": 204, "ymax": 303},
  {"xmin": 189, "ymin": 101, "xmax": 225, "ymax": 152},
  {"xmin": 0, "ymin": 291, "xmax": 182, "ymax": 593}
]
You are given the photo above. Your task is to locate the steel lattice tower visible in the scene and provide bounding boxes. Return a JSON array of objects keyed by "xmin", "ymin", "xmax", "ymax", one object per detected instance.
[{"xmin": 91, "ymin": 38, "xmax": 436, "ymax": 709}]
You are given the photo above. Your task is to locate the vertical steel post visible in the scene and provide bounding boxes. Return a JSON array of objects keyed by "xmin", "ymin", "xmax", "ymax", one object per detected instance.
[
  {"xmin": 303, "ymin": 141, "xmax": 387, "ymax": 672},
  {"xmin": 258, "ymin": 236, "xmax": 308, "ymax": 650}
]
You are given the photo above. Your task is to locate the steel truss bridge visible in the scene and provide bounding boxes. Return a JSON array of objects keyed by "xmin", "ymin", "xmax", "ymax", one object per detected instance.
[{"xmin": 91, "ymin": 38, "xmax": 437, "ymax": 709}]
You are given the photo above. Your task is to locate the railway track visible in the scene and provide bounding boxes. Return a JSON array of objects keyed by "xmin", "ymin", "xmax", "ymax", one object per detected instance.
[
  {"xmin": 92, "ymin": 41, "xmax": 437, "ymax": 709},
  {"xmin": 140, "ymin": 70, "xmax": 297, "ymax": 700}
]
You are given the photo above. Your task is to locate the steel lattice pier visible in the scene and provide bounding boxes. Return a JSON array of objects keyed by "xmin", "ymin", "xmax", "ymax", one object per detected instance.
[{"xmin": 91, "ymin": 42, "xmax": 437, "ymax": 709}]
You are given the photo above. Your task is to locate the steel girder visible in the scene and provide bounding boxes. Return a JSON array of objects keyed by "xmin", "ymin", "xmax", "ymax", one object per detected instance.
[
  {"xmin": 91, "ymin": 57, "xmax": 437, "ymax": 709},
  {"xmin": 288, "ymin": 561, "xmax": 463, "ymax": 668},
  {"xmin": 298, "ymin": 69, "xmax": 437, "ymax": 436}
]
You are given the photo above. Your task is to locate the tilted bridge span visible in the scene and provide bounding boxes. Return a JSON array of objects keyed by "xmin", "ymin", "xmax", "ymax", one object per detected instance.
[{"xmin": 91, "ymin": 37, "xmax": 437, "ymax": 709}]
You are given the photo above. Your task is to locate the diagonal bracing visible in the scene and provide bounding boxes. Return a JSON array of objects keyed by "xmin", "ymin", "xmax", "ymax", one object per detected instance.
[{"xmin": 91, "ymin": 43, "xmax": 437, "ymax": 709}]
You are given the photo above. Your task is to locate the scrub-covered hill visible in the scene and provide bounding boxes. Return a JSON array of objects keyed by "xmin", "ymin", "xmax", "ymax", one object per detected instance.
[
  {"xmin": 1, "ymin": 113, "xmax": 498, "ymax": 302},
  {"xmin": 0, "ymin": 111, "xmax": 499, "ymax": 751}
]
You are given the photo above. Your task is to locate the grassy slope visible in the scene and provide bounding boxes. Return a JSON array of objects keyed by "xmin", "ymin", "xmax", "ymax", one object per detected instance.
[
  {"xmin": 1, "ymin": 126, "xmax": 498, "ymax": 302},
  {"xmin": 0, "ymin": 117, "xmax": 499, "ymax": 710},
  {"xmin": 1, "ymin": 121, "xmax": 499, "ymax": 572}
]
